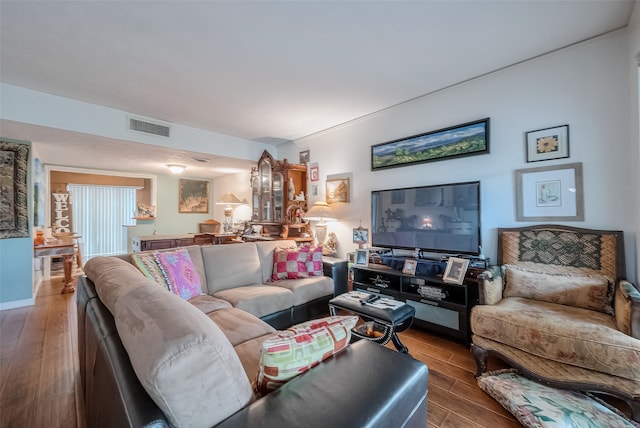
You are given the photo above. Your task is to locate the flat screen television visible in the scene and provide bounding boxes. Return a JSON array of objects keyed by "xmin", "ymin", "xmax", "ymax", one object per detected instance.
[{"xmin": 371, "ymin": 181, "xmax": 481, "ymax": 256}]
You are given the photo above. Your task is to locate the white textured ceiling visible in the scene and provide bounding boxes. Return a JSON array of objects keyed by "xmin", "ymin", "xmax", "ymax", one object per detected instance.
[{"xmin": 0, "ymin": 0, "xmax": 636, "ymax": 178}]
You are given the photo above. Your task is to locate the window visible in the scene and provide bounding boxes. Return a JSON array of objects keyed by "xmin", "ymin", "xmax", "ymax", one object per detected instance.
[{"xmin": 67, "ymin": 184, "xmax": 137, "ymax": 261}]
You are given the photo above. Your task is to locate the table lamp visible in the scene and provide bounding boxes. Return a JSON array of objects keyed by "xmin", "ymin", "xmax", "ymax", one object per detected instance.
[
  {"xmin": 216, "ymin": 192, "xmax": 242, "ymax": 232},
  {"xmin": 304, "ymin": 201, "xmax": 338, "ymax": 246}
]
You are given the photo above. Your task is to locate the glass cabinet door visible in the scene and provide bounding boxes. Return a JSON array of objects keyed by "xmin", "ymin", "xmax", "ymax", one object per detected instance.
[
  {"xmin": 260, "ymin": 159, "xmax": 272, "ymax": 221},
  {"xmin": 251, "ymin": 173, "xmax": 259, "ymax": 221},
  {"xmin": 273, "ymin": 172, "xmax": 284, "ymax": 222}
]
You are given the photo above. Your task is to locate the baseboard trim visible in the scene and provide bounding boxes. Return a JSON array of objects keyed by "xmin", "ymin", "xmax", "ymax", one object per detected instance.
[{"xmin": 0, "ymin": 298, "xmax": 35, "ymax": 311}]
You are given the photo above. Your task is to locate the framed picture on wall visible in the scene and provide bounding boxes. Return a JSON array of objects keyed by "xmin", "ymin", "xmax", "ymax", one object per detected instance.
[
  {"xmin": 179, "ymin": 179, "xmax": 210, "ymax": 213},
  {"xmin": 515, "ymin": 162, "xmax": 583, "ymax": 221},
  {"xmin": 526, "ymin": 124, "xmax": 570, "ymax": 162}
]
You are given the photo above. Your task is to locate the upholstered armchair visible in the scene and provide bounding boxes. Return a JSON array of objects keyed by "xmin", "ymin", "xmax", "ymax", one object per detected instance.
[{"xmin": 470, "ymin": 225, "xmax": 640, "ymax": 421}]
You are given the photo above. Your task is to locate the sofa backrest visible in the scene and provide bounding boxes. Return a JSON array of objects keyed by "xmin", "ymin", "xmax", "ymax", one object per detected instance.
[
  {"xmin": 255, "ymin": 239, "xmax": 297, "ymax": 283},
  {"xmin": 83, "ymin": 256, "xmax": 254, "ymax": 427},
  {"xmin": 202, "ymin": 242, "xmax": 263, "ymax": 293}
]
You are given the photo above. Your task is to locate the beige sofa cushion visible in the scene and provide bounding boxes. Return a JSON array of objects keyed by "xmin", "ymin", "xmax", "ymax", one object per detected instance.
[
  {"xmin": 271, "ymin": 276, "xmax": 334, "ymax": 306},
  {"xmin": 471, "ymin": 297, "xmax": 640, "ymax": 381},
  {"xmin": 214, "ymin": 285, "xmax": 294, "ymax": 318},
  {"xmin": 207, "ymin": 307, "xmax": 276, "ymax": 347},
  {"xmin": 202, "ymin": 243, "xmax": 262, "ymax": 293},
  {"xmin": 108, "ymin": 276, "xmax": 254, "ymax": 427},
  {"xmin": 188, "ymin": 294, "xmax": 233, "ymax": 314},
  {"xmin": 503, "ymin": 265, "xmax": 614, "ymax": 315}
]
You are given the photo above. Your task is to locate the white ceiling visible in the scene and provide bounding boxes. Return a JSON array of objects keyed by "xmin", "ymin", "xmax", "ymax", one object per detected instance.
[{"xmin": 0, "ymin": 0, "xmax": 636, "ymax": 178}]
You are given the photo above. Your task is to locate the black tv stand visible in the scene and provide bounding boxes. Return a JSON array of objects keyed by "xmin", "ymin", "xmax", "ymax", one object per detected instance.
[{"xmin": 351, "ymin": 263, "xmax": 482, "ymax": 344}]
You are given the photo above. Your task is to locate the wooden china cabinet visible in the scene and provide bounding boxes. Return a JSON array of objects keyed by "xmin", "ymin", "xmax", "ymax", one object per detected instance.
[{"xmin": 248, "ymin": 150, "xmax": 312, "ymax": 243}]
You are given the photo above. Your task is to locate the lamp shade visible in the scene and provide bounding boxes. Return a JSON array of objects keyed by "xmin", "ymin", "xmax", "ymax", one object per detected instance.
[
  {"xmin": 216, "ymin": 192, "xmax": 242, "ymax": 205},
  {"xmin": 304, "ymin": 201, "xmax": 338, "ymax": 222}
]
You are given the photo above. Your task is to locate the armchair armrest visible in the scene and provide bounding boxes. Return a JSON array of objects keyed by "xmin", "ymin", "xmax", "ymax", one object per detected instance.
[
  {"xmin": 615, "ymin": 280, "xmax": 640, "ymax": 339},
  {"xmin": 477, "ymin": 266, "xmax": 503, "ymax": 305}
]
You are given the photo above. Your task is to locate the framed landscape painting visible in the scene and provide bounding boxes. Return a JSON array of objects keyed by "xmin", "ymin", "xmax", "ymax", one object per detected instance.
[
  {"xmin": 179, "ymin": 179, "xmax": 210, "ymax": 213},
  {"xmin": 371, "ymin": 118, "xmax": 490, "ymax": 170}
]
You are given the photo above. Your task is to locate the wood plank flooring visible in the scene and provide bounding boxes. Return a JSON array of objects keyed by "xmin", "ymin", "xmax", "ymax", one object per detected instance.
[{"xmin": 0, "ymin": 269, "xmax": 632, "ymax": 427}]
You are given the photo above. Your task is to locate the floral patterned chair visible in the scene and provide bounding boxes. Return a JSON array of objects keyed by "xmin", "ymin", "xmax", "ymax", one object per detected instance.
[{"xmin": 470, "ymin": 224, "xmax": 640, "ymax": 421}]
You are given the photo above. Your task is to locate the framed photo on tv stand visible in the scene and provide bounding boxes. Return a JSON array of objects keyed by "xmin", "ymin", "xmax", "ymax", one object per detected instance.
[
  {"xmin": 442, "ymin": 257, "xmax": 470, "ymax": 284},
  {"xmin": 354, "ymin": 249, "xmax": 369, "ymax": 266}
]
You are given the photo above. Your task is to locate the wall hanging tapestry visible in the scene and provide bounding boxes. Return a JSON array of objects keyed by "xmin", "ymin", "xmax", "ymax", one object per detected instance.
[{"xmin": 0, "ymin": 141, "xmax": 30, "ymax": 239}]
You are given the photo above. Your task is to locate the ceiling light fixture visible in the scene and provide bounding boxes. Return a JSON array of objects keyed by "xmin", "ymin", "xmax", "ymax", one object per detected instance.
[{"xmin": 167, "ymin": 164, "xmax": 186, "ymax": 174}]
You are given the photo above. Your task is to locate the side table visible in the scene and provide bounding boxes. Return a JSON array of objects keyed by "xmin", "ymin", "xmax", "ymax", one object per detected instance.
[{"xmin": 329, "ymin": 291, "xmax": 415, "ymax": 354}]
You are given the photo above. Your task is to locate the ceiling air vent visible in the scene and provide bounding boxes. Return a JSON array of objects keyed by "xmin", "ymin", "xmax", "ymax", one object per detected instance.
[{"xmin": 129, "ymin": 117, "xmax": 171, "ymax": 138}]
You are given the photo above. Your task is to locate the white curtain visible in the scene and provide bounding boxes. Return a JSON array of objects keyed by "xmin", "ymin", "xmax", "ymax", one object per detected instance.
[{"xmin": 67, "ymin": 184, "xmax": 137, "ymax": 261}]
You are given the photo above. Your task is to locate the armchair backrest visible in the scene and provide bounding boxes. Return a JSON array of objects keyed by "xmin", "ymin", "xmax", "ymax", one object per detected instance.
[{"xmin": 498, "ymin": 224, "xmax": 625, "ymax": 282}]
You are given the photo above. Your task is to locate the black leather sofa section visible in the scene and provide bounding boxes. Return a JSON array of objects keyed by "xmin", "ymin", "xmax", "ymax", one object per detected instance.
[{"xmin": 77, "ymin": 275, "xmax": 428, "ymax": 427}]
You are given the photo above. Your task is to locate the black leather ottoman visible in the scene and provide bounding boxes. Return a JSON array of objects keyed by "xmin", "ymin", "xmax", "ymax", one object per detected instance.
[{"xmin": 329, "ymin": 291, "xmax": 415, "ymax": 354}]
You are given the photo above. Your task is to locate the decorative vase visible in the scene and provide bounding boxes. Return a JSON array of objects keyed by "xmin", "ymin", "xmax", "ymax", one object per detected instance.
[{"xmin": 289, "ymin": 178, "xmax": 295, "ymax": 200}]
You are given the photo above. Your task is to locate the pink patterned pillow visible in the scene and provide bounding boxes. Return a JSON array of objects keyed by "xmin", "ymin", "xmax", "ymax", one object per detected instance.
[
  {"xmin": 272, "ymin": 247, "xmax": 310, "ymax": 280},
  {"xmin": 304, "ymin": 245, "xmax": 323, "ymax": 276},
  {"xmin": 256, "ymin": 315, "xmax": 357, "ymax": 395},
  {"xmin": 155, "ymin": 249, "xmax": 203, "ymax": 300}
]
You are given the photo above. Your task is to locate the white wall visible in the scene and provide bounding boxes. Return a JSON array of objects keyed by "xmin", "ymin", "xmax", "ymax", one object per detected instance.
[
  {"xmin": 1, "ymin": 83, "xmax": 272, "ymax": 162},
  {"xmin": 629, "ymin": 2, "xmax": 640, "ymax": 281},
  {"xmin": 281, "ymin": 28, "xmax": 638, "ymax": 281}
]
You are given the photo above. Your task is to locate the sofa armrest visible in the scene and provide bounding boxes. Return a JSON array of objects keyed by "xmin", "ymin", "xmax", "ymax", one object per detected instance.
[
  {"xmin": 322, "ymin": 257, "xmax": 349, "ymax": 295},
  {"xmin": 615, "ymin": 279, "xmax": 640, "ymax": 339},
  {"xmin": 216, "ymin": 340, "xmax": 428, "ymax": 428},
  {"xmin": 477, "ymin": 266, "xmax": 503, "ymax": 305}
]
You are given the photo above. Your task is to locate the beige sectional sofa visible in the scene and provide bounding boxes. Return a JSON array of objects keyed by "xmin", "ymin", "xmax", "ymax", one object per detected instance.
[
  {"xmin": 78, "ymin": 244, "xmax": 429, "ymax": 427},
  {"xmin": 121, "ymin": 240, "xmax": 336, "ymax": 329}
]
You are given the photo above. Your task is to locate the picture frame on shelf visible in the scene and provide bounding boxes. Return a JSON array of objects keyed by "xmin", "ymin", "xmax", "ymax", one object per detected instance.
[
  {"xmin": 515, "ymin": 162, "xmax": 583, "ymax": 221},
  {"xmin": 355, "ymin": 249, "xmax": 369, "ymax": 266},
  {"xmin": 326, "ymin": 177, "xmax": 350, "ymax": 204},
  {"xmin": 442, "ymin": 257, "xmax": 469, "ymax": 284},
  {"xmin": 402, "ymin": 259, "xmax": 417, "ymax": 276},
  {"xmin": 178, "ymin": 179, "xmax": 210, "ymax": 213},
  {"xmin": 371, "ymin": 118, "xmax": 490, "ymax": 170},
  {"xmin": 526, "ymin": 124, "xmax": 569, "ymax": 162}
]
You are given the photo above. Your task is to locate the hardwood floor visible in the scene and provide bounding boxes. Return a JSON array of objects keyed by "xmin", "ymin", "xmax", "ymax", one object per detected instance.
[
  {"xmin": 0, "ymin": 270, "xmax": 630, "ymax": 427},
  {"xmin": 0, "ymin": 266, "xmax": 85, "ymax": 428}
]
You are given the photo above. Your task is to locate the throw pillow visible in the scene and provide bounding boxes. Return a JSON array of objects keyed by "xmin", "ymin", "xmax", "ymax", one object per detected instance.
[
  {"xmin": 155, "ymin": 249, "xmax": 203, "ymax": 300},
  {"xmin": 503, "ymin": 265, "xmax": 614, "ymax": 315},
  {"xmin": 478, "ymin": 369, "xmax": 638, "ymax": 428},
  {"xmin": 131, "ymin": 253, "xmax": 170, "ymax": 290},
  {"xmin": 303, "ymin": 245, "xmax": 323, "ymax": 276},
  {"xmin": 255, "ymin": 315, "xmax": 358, "ymax": 396},
  {"xmin": 271, "ymin": 246, "xmax": 310, "ymax": 280}
]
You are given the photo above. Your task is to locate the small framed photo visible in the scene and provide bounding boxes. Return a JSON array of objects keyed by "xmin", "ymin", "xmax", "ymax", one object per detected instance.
[
  {"xmin": 355, "ymin": 249, "xmax": 369, "ymax": 266},
  {"xmin": 309, "ymin": 165, "xmax": 319, "ymax": 182},
  {"xmin": 352, "ymin": 227, "xmax": 369, "ymax": 244},
  {"xmin": 402, "ymin": 259, "xmax": 417, "ymax": 276},
  {"xmin": 442, "ymin": 257, "xmax": 469, "ymax": 284},
  {"xmin": 526, "ymin": 125, "xmax": 569, "ymax": 162},
  {"xmin": 299, "ymin": 149, "xmax": 310, "ymax": 164}
]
